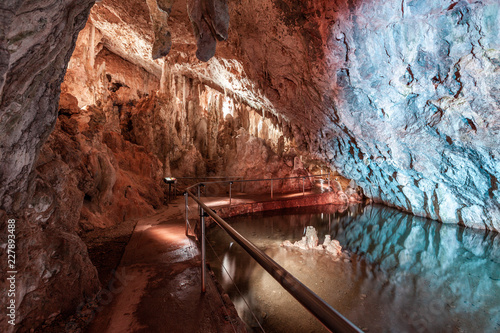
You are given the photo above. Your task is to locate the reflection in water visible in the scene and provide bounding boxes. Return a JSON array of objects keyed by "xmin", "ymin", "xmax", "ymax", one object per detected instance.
[{"xmin": 207, "ymin": 204, "xmax": 500, "ymax": 333}]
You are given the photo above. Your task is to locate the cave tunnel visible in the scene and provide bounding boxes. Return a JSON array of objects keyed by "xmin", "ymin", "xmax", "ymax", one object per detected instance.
[{"xmin": 1, "ymin": 0, "xmax": 499, "ymax": 332}]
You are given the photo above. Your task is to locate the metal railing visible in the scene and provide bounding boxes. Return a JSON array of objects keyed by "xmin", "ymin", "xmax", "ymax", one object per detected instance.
[
  {"xmin": 183, "ymin": 175, "xmax": 362, "ymax": 333},
  {"xmin": 184, "ymin": 174, "xmax": 331, "ymax": 204}
]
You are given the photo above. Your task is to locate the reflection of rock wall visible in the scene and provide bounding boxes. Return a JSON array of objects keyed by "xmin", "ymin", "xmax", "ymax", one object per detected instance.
[{"xmin": 334, "ymin": 205, "xmax": 500, "ymax": 332}]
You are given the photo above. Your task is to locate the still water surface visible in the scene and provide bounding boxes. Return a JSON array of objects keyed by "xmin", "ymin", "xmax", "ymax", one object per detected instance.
[{"xmin": 207, "ymin": 204, "xmax": 500, "ymax": 333}]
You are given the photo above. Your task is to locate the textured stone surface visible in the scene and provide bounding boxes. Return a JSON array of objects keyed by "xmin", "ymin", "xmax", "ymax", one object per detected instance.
[
  {"xmin": 217, "ymin": 0, "xmax": 499, "ymax": 230},
  {"xmin": 315, "ymin": 0, "xmax": 500, "ymax": 230},
  {"xmin": 1, "ymin": 0, "xmax": 499, "ymax": 330},
  {"xmin": 187, "ymin": 0, "xmax": 229, "ymax": 61},
  {"xmin": 213, "ymin": 0, "xmax": 500, "ymax": 230},
  {"xmin": 79, "ymin": 0, "xmax": 500, "ymax": 229},
  {"xmin": 146, "ymin": 0, "xmax": 172, "ymax": 59},
  {"xmin": 0, "ymin": 1, "xmax": 98, "ymax": 332}
]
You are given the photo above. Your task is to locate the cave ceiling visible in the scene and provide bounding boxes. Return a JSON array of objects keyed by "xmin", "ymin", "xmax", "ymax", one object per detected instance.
[
  {"xmin": 87, "ymin": 0, "xmax": 500, "ymax": 229},
  {"xmin": 89, "ymin": 0, "xmax": 335, "ymax": 136}
]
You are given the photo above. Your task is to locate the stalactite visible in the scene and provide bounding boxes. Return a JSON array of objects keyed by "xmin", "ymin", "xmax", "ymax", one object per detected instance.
[
  {"xmin": 159, "ymin": 60, "xmax": 168, "ymax": 94},
  {"xmin": 182, "ymin": 75, "xmax": 187, "ymax": 145},
  {"xmin": 171, "ymin": 72, "xmax": 176, "ymax": 97},
  {"xmin": 182, "ymin": 75, "xmax": 186, "ymax": 109},
  {"xmin": 146, "ymin": 0, "xmax": 172, "ymax": 59},
  {"xmin": 88, "ymin": 23, "xmax": 96, "ymax": 70}
]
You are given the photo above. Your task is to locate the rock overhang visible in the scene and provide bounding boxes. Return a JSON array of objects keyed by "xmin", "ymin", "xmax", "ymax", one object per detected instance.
[{"xmin": 81, "ymin": 0, "xmax": 500, "ymax": 230}]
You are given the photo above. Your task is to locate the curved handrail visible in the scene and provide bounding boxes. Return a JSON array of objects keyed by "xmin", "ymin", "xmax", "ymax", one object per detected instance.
[
  {"xmin": 186, "ymin": 189, "xmax": 362, "ymax": 333},
  {"xmin": 185, "ymin": 173, "xmax": 331, "ymax": 192}
]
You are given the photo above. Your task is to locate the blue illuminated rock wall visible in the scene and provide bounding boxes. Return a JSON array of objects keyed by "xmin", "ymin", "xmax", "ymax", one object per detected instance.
[{"xmin": 321, "ymin": 1, "xmax": 500, "ymax": 230}]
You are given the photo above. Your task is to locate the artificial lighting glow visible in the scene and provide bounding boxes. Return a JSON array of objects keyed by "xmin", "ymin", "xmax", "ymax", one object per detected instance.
[
  {"xmin": 148, "ymin": 225, "xmax": 189, "ymax": 244},
  {"xmin": 163, "ymin": 177, "xmax": 177, "ymax": 184},
  {"xmin": 205, "ymin": 197, "xmax": 257, "ymax": 208}
]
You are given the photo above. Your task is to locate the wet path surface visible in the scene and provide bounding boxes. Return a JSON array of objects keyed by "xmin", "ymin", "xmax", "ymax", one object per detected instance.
[{"xmin": 86, "ymin": 200, "xmax": 245, "ymax": 333}]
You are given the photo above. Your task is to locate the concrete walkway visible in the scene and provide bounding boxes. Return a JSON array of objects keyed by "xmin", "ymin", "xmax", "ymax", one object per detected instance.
[
  {"xmin": 86, "ymin": 189, "xmax": 333, "ymax": 333},
  {"xmin": 86, "ymin": 199, "xmax": 245, "ymax": 333}
]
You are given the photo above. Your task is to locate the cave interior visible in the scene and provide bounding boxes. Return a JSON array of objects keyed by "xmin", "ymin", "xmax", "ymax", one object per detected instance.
[{"xmin": 0, "ymin": 0, "xmax": 499, "ymax": 332}]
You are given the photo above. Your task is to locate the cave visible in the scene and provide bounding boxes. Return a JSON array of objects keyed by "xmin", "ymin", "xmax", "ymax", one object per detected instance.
[{"xmin": 1, "ymin": 0, "xmax": 499, "ymax": 332}]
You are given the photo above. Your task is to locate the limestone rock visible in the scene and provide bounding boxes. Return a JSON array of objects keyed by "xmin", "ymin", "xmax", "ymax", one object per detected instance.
[
  {"xmin": 187, "ymin": 0, "xmax": 217, "ymax": 62},
  {"xmin": 331, "ymin": 180, "xmax": 342, "ymax": 193},
  {"xmin": 0, "ymin": 1, "xmax": 97, "ymax": 331},
  {"xmin": 54, "ymin": 0, "xmax": 500, "ymax": 230},
  {"xmin": 58, "ymin": 93, "xmax": 81, "ymax": 115},
  {"xmin": 282, "ymin": 227, "xmax": 343, "ymax": 257},
  {"xmin": 147, "ymin": 0, "xmax": 172, "ymax": 59},
  {"xmin": 323, "ymin": 235, "xmax": 342, "ymax": 257}
]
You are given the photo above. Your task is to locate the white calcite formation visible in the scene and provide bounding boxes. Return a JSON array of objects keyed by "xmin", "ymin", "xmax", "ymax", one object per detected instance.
[{"xmin": 282, "ymin": 226, "xmax": 342, "ymax": 257}]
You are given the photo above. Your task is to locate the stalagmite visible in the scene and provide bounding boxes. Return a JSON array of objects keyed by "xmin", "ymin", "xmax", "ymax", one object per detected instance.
[{"xmin": 281, "ymin": 226, "xmax": 343, "ymax": 257}]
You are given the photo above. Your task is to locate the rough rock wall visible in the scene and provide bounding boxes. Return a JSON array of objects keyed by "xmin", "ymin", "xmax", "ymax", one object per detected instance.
[
  {"xmin": 323, "ymin": 0, "xmax": 500, "ymax": 230},
  {"xmin": 45, "ymin": 97, "xmax": 164, "ymax": 232},
  {"xmin": 228, "ymin": 0, "xmax": 500, "ymax": 230},
  {"xmin": 63, "ymin": 36, "xmax": 324, "ymax": 195},
  {"xmin": 0, "ymin": 1, "xmax": 99, "ymax": 332}
]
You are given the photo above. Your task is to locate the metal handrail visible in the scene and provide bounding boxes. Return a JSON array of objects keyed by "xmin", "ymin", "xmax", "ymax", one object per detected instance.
[
  {"xmin": 185, "ymin": 173, "xmax": 331, "ymax": 193},
  {"xmin": 185, "ymin": 190, "xmax": 362, "ymax": 333},
  {"xmin": 185, "ymin": 174, "xmax": 331, "ymax": 204}
]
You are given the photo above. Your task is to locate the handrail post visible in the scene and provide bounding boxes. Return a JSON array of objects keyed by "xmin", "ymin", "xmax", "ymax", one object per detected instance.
[
  {"xmin": 200, "ymin": 207, "xmax": 206, "ymax": 293},
  {"xmin": 197, "ymin": 184, "xmax": 201, "ymax": 217},
  {"xmin": 185, "ymin": 189, "xmax": 363, "ymax": 333},
  {"xmin": 271, "ymin": 179, "xmax": 273, "ymax": 199},
  {"xmin": 184, "ymin": 192, "xmax": 189, "ymax": 236},
  {"xmin": 229, "ymin": 181, "xmax": 233, "ymax": 206}
]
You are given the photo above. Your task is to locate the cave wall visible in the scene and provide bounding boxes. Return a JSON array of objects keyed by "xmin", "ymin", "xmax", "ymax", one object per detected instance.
[
  {"xmin": 61, "ymin": 24, "xmax": 326, "ymax": 196},
  {"xmin": 0, "ymin": 1, "xmax": 100, "ymax": 332},
  {"xmin": 321, "ymin": 0, "xmax": 500, "ymax": 230},
  {"xmin": 225, "ymin": 0, "xmax": 500, "ymax": 230}
]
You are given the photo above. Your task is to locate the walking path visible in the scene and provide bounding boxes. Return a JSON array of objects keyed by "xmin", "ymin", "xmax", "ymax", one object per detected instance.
[
  {"xmin": 86, "ymin": 199, "xmax": 245, "ymax": 333},
  {"xmin": 87, "ymin": 190, "xmax": 330, "ymax": 332}
]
